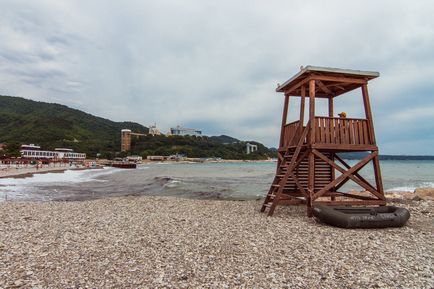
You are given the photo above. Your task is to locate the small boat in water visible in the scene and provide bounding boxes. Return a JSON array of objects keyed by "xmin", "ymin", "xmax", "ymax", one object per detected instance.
[
  {"xmin": 111, "ymin": 162, "xmax": 137, "ymax": 169},
  {"xmin": 312, "ymin": 205, "xmax": 410, "ymax": 229}
]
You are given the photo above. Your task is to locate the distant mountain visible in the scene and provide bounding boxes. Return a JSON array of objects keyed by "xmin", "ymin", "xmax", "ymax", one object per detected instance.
[
  {"xmin": 209, "ymin": 135, "xmax": 240, "ymax": 144},
  {"xmin": 0, "ymin": 95, "xmax": 148, "ymax": 157}
]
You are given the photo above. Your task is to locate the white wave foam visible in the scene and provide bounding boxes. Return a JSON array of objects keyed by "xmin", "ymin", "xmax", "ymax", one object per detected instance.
[
  {"xmin": 136, "ymin": 165, "xmax": 150, "ymax": 170},
  {"xmin": 163, "ymin": 179, "xmax": 184, "ymax": 188},
  {"xmin": 0, "ymin": 167, "xmax": 123, "ymax": 201},
  {"xmin": 386, "ymin": 182, "xmax": 434, "ymax": 192},
  {"xmin": 0, "ymin": 167, "xmax": 120, "ymax": 186},
  {"xmin": 386, "ymin": 186, "xmax": 416, "ymax": 192}
]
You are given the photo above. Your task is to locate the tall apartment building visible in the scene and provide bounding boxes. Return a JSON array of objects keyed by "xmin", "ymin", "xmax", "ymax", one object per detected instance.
[{"xmin": 121, "ymin": 129, "xmax": 132, "ymax": 152}]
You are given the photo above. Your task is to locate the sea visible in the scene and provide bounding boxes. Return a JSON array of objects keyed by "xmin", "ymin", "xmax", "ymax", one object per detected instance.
[{"xmin": 1, "ymin": 160, "xmax": 434, "ymax": 202}]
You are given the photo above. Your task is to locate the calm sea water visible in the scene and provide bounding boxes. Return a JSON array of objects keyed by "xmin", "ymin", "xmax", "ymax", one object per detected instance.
[{"xmin": 1, "ymin": 160, "xmax": 434, "ymax": 202}]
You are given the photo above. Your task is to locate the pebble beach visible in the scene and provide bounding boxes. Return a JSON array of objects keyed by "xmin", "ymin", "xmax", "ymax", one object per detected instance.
[{"xmin": 0, "ymin": 196, "xmax": 433, "ymax": 288}]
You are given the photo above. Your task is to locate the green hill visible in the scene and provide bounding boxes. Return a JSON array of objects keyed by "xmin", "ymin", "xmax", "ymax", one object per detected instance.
[
  {"xmin": 0, "ymin": 95, "xmax": 275, "ymax": 160},
  {"xmin": 130, "ymin": 135, "xmax": 273, "ymax": 160},
  {"xmin": 209, "ymin": 135, "xmax": 239, "ymax": 144},
  {"xmin": 0, "ymin": 95, "xmax": 148, "ymax": 157}
]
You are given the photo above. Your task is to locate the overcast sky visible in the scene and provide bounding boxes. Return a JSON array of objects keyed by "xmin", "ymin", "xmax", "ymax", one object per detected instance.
[{"xmin": 1, "ymin": 1, "xmax": 433, "ymax": 154}]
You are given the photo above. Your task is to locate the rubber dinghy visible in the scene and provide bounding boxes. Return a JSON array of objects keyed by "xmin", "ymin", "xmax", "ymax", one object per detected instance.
[{"xmin": 312, "ymin": 205, "xmax": 410, "ymax": 229}]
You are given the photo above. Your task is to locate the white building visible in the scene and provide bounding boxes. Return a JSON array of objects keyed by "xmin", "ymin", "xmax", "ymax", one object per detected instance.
[
  {"xmin": 170, "ymin": 125, "xmax": 202, "ymax": 136},
  {"xmin": 246, "ymin": 143, "xmax": 258, "ymax": 154},
  {"xmin": 126, "ymin": 155, "xmax": 143, "ymax": 163},
  {"xmin": 148, "ymin": 123, "xmax": 162, "ymax": 136},
  {"xmin": 20, "ymin": 144, "xmax": 86, "ymax": 161}
]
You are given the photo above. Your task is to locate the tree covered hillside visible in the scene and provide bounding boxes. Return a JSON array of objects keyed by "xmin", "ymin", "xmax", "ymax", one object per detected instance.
[
  {"xmin": 130, "ymin": 135, "xmax": 273, "ymax": 160},
  {"xmin": 0, "ymin": 95, "xmax": 275, "ymax": 159},
  {"xmin": 0, "ymin": 95, "xmax": 148, "ymax": 157}
]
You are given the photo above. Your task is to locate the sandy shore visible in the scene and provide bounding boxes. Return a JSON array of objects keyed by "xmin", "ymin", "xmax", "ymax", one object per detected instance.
[
  {"xmin": 0, "ymin": 197, "xmax": 432, "ymax": 288},
  {"xmin": 0, "ymin": 165, "xmax": 71, "ymax": 179}
]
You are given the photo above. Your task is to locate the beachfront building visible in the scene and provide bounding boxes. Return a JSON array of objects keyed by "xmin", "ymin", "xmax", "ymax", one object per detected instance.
[
  {"xmin": 147, "ymin": 155, "xmax": 164, "ymax": 161},
  {"xmin": 121, "ymin": 129, "xmax": 132, "ymax": 152},
  {"xmin": 126, "ymin": 155, "xmax": 143, "ymax": 163},
  {"xmin": 246, "ymin": 143, "xmax": 258, "ymax": 154},
  {"xmin": 20, "ymin": 144, "xmax": 86, "ymax": 161},
  {"xmin": 148, "ymin": 124, "xmax": 162, "ymax": 136},
  {"xmin": 170, "ymin": 125, "xmax": 202, "ymax": 136},
  {"xmin": 261, "ymin": 66, "xmax": 386, "ymax": 217},
  {"xmin": 121, "ymin": 129, "xmax": 147, "ymax": 152}
]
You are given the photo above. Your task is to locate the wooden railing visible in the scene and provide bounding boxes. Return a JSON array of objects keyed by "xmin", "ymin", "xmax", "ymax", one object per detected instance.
[
  {"xmin": 281, "ymin": 117, "xmax": 372, "ymax": 148},
  {"xmin": 282, "ymin": 120, "xmax": 303, "ymax": 147},
  {"xmin": 314, "ymin": 117, "xmax": 372, "ymax": 146}
]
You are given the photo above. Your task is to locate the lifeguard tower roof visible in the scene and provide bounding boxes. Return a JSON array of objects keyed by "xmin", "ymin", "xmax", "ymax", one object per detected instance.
[{"xmin": 276, "ymin": 66, "xmax": 380, "ymax": 97}]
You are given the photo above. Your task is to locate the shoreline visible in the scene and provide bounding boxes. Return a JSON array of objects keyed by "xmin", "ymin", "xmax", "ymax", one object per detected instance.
[
  {"xmin": 0, "ymin": 195, "xmax": 432, "ymax": 288},
  {"xmin": 0, "ymin": 165, "xmax": 103, "ymax": 180}
]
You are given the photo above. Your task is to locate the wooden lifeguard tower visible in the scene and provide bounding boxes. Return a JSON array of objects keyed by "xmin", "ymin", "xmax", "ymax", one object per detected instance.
[{"xmin": 261, "ymin": 66, "xmax": 386, "ymax": 216}]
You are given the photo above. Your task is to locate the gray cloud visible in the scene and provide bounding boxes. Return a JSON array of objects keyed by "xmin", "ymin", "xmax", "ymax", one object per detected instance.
[{"xmin": 0, "ymin": 0, "xmax": 434, "ymax": 153}]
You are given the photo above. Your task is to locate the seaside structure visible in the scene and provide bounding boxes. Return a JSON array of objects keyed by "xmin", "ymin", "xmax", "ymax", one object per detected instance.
[
  {"xmin": 126, "ymin": 155, "xmax": 143, "ymax": 163},
  {"xmin": 147, "ymin": 155, "xmax": 164, "ymax": 161},
  {"xmin": 261, "ymin": 66, "xmax": 385, "ymax": 216},
  {"xmin": 170, "ymin": 125, "xmax": 202, "ymax": 136},
  {"xmin": 246, "ymin": 143, "xmax": 258, "ymax": 154},
  {"xmin": 20, "ymin": 144, "xmax": 86, "ymax": 161},
  {"xmin": 121, "ymin": 129, "xmax": 147, "ymax": 152},
  {"xmin": 148, "ymin": 123, "xmax": 162, "ymax": 136}
]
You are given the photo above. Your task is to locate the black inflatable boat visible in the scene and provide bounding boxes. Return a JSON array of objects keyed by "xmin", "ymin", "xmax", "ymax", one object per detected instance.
[{"xmin": 312, "ymin": 205, "xmax": 410, "ymax": 228}]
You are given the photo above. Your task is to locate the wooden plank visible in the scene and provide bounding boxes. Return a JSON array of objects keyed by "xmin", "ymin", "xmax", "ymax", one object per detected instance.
[
  {"xmin": 330, "ymin": 118, "xmax": 335, "ymax": 144},
  {"xmin": 311, "ymin": 74, "xmax": 368, "ymax": 84},
  {"xmin": 333, "ymin": 119, "xmax": 337, "ymax": 144},
  {"xmin": 316, "ymin": 116, "xmax": 367, "ymax": 121},
  {"xmin": 341, "ymin": 119, "xmax": 347, "ymax": 144},
  {"xmin": 353, "ymin": 120, "xmax": 360, "ymax": 145},
  {"xmin": 346, "ymin": 119, "xmax": 351, "ymax": 144},
  {"xmin": 357, "ymin": 121, "xmax": 364, "ymax": 145},
  {"xmin": 312, "ymin": 143, "xmax": 378, "ymax": 151},
  {"xmin": 339, "ymin": 118, "xmax": 345, "ymax": 144},
  {"xmin": 320, "ymin": 118, "xmax": 326, "ymax": 143},
  {"xmin": 349, "ymin": 120, "xmax": 354, "ymax": 144},
  {"xmin": 362, "ymin": 121, "xmax": 369, "ymax": 144}
]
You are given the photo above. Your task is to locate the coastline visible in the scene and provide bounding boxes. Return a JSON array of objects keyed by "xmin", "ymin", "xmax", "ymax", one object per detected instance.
[
  {"xmin": 0, "ymin": 165, "xmax": 103, "ymax": 179},
  {"xmin": 0, "ymin": 196, "xmax": 432, "ymax": 288}
]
